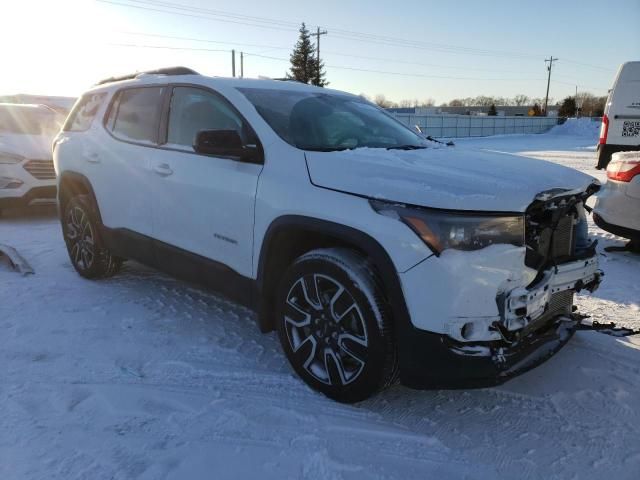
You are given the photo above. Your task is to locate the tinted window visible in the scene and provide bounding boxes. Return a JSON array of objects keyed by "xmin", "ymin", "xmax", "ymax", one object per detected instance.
[
  {"xmin": 238, "ymin": 88, "xmax": 425, "ymax": 151},
  {"xmin": 109, "ymin": 87, "xmax": 164, "ymax": 144},
  {"xmin": 63, "ymin": 93, "xmax": 106, "ymax": 132},
  {"xmin": 0, "ymin": 107, "xmax": 60, "ymax": 135},
  {"xmin": 166, "ymin": 86, "xmax": 246, "ymax": 149}
]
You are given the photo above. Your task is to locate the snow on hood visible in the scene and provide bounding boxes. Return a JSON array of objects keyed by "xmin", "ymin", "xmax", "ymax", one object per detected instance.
[
  {"xmin": 305, "ymin": 146, "xmax": 597, "ymax": 212},
  {"xmin": 0, "ymin": 133, "xmax": 53, "ymax": 160}
]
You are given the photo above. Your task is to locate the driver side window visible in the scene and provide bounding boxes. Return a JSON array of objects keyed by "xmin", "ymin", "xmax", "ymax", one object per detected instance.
[{"xmin": 166, "ymin": 86, "xmax": 245, "ymax": 150}]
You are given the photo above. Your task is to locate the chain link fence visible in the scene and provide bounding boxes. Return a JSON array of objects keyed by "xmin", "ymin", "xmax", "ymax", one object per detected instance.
[{"xmin": 392, "ymin": 114, "xmax": 560, "ymax": 138}]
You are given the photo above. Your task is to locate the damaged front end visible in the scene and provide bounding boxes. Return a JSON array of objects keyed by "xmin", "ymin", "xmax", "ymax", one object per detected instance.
[
  {"xmin": 397, "ymin": 182, "xmax": 604, "ymax": 389},
  {"xmin": 496, "ymin": 183, "xmax": 602, "ymax": 341},
  {"xmin": 447, "ymin": 183, "xmax": 604, "ymax": 383}
]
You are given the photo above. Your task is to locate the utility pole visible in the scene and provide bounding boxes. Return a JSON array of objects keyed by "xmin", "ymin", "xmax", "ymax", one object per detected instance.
[
  {"xmin": 232, "ymin": 49, "xmax": 236, "ymax": 77},
  {"xmin": 543, "ymin": 56, "xmax": 558, "ymax": 116},
  {"xmin": 240, "ymin": 51, "xmax": 244, "ymax": 78},
  {"xmin": 575, "ymin": 85, "xmax": 579, "ymax": 118},
  {"xmin": 312, "ymin": 27, "xmax": 327, "ymax": 84}
]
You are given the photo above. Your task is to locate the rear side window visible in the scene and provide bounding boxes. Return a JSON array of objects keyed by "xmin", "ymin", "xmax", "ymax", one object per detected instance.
[
  {"xmin": 63, "ymin": 92, "xmax": 107, "ymax": 132},
  {"xmin": 106, "ymin": 87, "xmax": 164, "ymax": 144}
]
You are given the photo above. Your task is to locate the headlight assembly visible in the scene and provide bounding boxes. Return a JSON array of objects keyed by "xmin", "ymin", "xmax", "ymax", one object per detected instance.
[{"xmin": 371, "ymin": 200, "xmax": 524, "ymax": 255}]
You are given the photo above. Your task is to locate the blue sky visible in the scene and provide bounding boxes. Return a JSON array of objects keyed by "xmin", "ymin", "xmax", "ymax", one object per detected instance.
[{"xmin": 1, "ymin": 0, "xmax": 638, "ymax": 103}]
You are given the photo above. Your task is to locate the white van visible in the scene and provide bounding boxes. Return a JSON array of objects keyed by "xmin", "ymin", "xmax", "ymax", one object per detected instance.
[{"xmin": 596, "ymin": 61, "xmax": 640, "ymax": 169}]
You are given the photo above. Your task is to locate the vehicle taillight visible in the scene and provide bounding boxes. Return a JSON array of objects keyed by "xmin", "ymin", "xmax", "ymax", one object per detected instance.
[
  {"xmin": 598, "ymin": 114, "xmax": 609, "ymax": 145},
  {"xmin": 606, "ymin": 157, "xmax": 640, "ymax": 182}
]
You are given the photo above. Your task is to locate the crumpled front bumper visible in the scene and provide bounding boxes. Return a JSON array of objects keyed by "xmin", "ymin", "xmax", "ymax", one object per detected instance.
[
  {"xmin": 396, "ymin": 247, "xmax": 602, "ymax": 389},
  {"xmin": 399, "ymin": 314, "xmax": 580, "ymax": 389}
]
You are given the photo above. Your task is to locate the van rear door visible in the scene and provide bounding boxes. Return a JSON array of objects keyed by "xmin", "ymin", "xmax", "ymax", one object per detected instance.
[
  {"xmin": 608, "ymin": 62, "xmax": 640, "ymax": 144},
  {"xmin": 597, "ymin": 61, "xmax": 640, "ymax": 168}
]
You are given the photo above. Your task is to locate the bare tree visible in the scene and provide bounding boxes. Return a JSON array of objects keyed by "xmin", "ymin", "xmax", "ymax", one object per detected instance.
[
  {"xmin": 576, "ymin": 92, "xmax": 607, "ymax": 116},
  {"xmin": 418, "ymin": 98, "xmax": 436, "ymax": 107},
  {"xmin": 474, "ymin": 96, "xmax": 494, "ymax": 107},
  {"xmin": 374, "ymin": 94, "xmax": 394, "ymax": 108},
  {"xmin": 512, "ymin": 94, "xmax": 530, "ymax": 106}
]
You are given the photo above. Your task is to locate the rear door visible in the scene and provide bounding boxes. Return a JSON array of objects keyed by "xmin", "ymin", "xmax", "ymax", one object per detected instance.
[
  {"xmin": 97, "ymin": 86, "xmax": 166, "ymax": 237},
  {"xmin": 149, "ymin": 85, "xmax": 263, "ymax": 278},
  {"xmin": 607, "ymin": 62, "xmax": 640, "ymax": 147}
]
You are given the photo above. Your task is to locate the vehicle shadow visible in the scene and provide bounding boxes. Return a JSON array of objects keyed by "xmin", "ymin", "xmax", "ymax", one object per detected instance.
[{"xmin": 358, "ymin": 331, "xmax": 640, "ymax": 478}]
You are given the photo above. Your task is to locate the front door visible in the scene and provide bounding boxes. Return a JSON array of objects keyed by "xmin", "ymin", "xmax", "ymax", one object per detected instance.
[{"xmin": 150, "ymin": 85, "xmax": 263, "ymax": 278}]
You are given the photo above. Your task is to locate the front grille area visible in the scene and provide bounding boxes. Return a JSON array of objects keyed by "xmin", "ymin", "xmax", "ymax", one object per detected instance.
[
  {"xmin": 551, "ymin": 215, "xmax": 575, "ymax": 259},
  {"xmin": 521, "ymin": 289, "xmax": 574, "ymax": 336},
  {"xmin": 525, "ymin": 197, "xmax": 580, "ymax": 270},
  {"xmin": 547, "ymin": 289, "xmax": 574, "ymax": 315},
  {"xmin": 23, "ymin": 159, "xmax": 56, "ymax": 180}
]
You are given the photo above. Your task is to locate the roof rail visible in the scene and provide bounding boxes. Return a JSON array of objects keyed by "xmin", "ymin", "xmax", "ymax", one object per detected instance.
[
  {"xmin": 95, "ymin": 66, "xmax": 199, "ymax": 86},
  {"xmin": 272, "ymin": 77, "xmax": 305, "ymax": 83}
]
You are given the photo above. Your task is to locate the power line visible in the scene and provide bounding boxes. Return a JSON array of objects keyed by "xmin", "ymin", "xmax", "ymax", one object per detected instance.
[
  {"xmin": 115, "ymin": 30, "xmax": 291, "ymax": 51},
  {"xmin": 243, "ymin": 52, "xmax": 545, "ymax": 82},
  {"xmin": 114, "ymin": 30, "xmax": 542, "ymax": 74},
  {"xmin": 100, "ymin": 0, "xmax": 615, "ymax": 70},
  {"xmin": 106, "ymin": 42, "xmax": 610, "ymax": 91},
  {"xmin": 99, "ymin": 0, "xmax": 544, "ymax": 60},
  {"xmin": 96, "ymin": 0, "xmax": 297, "ymax": 33},
  {"xmin": 109, "ymin": 43, "xmax": 229, "ymax": 53},
  {"xmin": 562, "ymin": 59, "xmax": 614, "ymax": 72},
  {"xmin": 107, "ymin": 41, "xmax": 610, "ymax": 90}
]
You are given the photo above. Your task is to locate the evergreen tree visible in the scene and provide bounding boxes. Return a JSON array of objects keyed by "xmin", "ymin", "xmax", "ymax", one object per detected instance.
[
  {"xmin": 558, "ymin": 96, "xmax": 577, "ymax": 117},
  {"xmin": 488, "ymin": 104, "xmax": 497, "ymax": 116},
  {"xmin": 289, "ymin": 23, "xmax": 316, "ymax": 84},
  {"xmin": 312, "ymin": 55, "xmax": 328, "ymax": 87},
  {"xmin": 288, "ymin": 23, "xmax": 328, "ymax": 86}
]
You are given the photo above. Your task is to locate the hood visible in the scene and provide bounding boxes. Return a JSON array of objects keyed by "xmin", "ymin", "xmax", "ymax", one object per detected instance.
[
  {"xmin": 305, "ymin": 146, "xmax": 597, "ymax": 212},
  {"xmin": 0, "ymin": 134, "xmax": 53, "ymax": 160}
]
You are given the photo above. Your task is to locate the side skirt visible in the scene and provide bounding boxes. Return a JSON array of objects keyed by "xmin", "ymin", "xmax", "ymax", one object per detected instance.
[{"xmin": 101, "ymin": 227, "xmax": 258, "ymax": 311}]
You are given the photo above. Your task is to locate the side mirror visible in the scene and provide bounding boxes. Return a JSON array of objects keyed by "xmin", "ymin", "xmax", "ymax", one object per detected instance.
[{"xmin": 193, "ymin": 129, "xmax": 259, "ymax": 162}]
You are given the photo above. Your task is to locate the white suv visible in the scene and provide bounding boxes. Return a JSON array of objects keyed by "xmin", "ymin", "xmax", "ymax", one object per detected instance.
[
  {"xmin": 54, "ymin": 67, "xmax": 603, "ymax": 402},
  {"xmin": 0, "ymin": 103, "xmax": 61, "ymax": 215}
]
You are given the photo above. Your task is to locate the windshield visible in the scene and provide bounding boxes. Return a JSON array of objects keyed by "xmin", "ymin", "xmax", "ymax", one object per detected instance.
[
  {"xmin": 238, "ymin": 87, "xmax": 426, "ymax": 151},
  {"xmin": 0, "ymin": 108, "xmax": 61, "ymax": 136}
]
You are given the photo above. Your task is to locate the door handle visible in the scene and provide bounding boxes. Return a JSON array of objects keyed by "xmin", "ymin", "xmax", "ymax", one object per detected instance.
[
  {"xmin": 85, "ymin": 152, "xmax": 100, "ymax": 163},
  {"xmin": 154, "ymin": 163, "xmax": 173, "ymax": 177}
]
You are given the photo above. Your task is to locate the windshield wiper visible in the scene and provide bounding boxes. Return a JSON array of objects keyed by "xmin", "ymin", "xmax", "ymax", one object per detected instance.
[{"xmin": 386, "ymin": 145, "xmax": 427, "ymax": 150}]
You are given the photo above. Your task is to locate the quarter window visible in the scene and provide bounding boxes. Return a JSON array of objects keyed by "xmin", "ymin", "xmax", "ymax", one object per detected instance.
[
  {"xmin": 107, "ymin": 87, "xmax": 164, "ymax": 144},
  {"xmin": 166, "ymin": 86, "xmax": 247, "ymax": 150},
  {"xmin": 63, "ymin": 92, "xmax": 107, "ymax": 132}
]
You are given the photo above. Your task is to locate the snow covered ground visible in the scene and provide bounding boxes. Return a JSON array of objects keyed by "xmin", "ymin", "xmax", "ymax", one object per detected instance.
[{"xmin": 1, "ymin": 120, "xmax": 639, "ymax": 479}]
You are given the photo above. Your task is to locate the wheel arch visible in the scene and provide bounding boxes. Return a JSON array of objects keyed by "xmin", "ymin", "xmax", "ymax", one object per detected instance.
[
  {"xmin": 57, "ymin": 171, "xmax": 102, "ymax": 223},
  {"xmin": 256, "ymin": 215, "xmax": 412, "ymax": 336}
]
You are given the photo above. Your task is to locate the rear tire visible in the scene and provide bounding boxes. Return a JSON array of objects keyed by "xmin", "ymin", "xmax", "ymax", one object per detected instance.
[
  {"xmin": 276, "ymin": 248, "xmax": 397, "ymax": 403},
  {"xmin": 62, "ymin": 195, "xmax": 122, "ymax": 279}
]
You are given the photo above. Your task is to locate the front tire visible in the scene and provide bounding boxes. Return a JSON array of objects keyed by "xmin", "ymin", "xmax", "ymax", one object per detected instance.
[
  {"xmin": 62, "ymin": 195, "xmax": 122, "ymax": 279},
  {"xmin": 276, "ymin": 248, "xmax": 397, "ymax": 403}
]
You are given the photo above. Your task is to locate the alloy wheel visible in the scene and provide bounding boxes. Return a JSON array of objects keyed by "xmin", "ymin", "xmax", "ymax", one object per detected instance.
[
  {"xmin": 65, "ymin": 206, "xmax": 95, "ymax": 271},
  {"xmin": 283, "ymin": 273, "xmax": 369, "ymax": 386}
]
